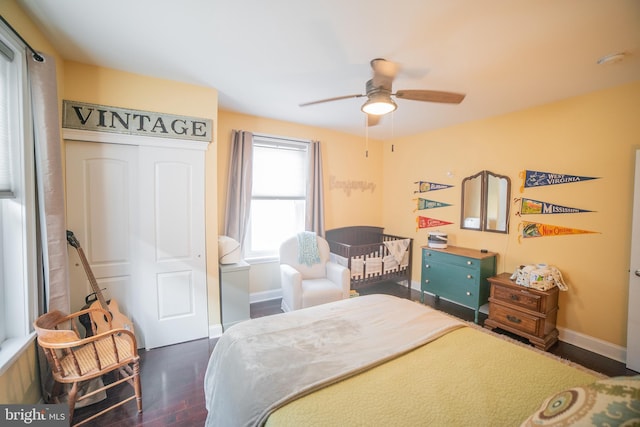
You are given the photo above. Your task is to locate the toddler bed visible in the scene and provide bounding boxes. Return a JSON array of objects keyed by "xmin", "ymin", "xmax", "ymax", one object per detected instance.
[{"xmin": 325, "ymin": 226, "xmax": 412, "ymax": 290}]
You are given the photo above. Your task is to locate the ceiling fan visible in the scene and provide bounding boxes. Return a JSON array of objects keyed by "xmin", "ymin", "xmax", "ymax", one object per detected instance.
[{"xmin": 299, "ymin": 58, "xmax": 466, "ymax": 126}]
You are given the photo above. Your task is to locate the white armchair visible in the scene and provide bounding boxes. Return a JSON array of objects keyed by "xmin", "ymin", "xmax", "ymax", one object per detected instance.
[{"xmin": 279, "ymin": 234, "xmax": 350, "ymax": 312}]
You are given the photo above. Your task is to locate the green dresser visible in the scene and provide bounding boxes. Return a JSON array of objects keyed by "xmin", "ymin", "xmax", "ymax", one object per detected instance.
[{"xmin": 420, "ymin": 246, "xmax": 497, "ymax": 323}]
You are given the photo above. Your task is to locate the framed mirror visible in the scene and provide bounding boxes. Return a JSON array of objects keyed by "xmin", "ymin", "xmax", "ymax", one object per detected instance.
[{"xmin": 460, "ymin": 170, "xmax": 511, "ymax": 233}]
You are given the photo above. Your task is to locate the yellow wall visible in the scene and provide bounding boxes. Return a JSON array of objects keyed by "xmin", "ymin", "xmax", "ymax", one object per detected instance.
[{"xmin": 383, "ymin": 81, "xmax": 640, "ymax": 347}]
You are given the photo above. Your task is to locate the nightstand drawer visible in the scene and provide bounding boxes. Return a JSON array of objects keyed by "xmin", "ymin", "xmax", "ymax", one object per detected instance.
[
  {"xmin": 492, "ymin": 283, "xmax": 541, "ymax": 312},
  {"xmin": 489, "ymin": 303, "xmax": 540, "ymax": 336}
]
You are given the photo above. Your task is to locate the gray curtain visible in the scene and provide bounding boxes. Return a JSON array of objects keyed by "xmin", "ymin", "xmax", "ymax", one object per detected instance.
[
  {"xmin": 29, "ymin": 52, "xmax": 69, "ymax": 314},
  {"xmin": 306, "ymin": 140, "xmax": 325, "ymax": 236},
  {"xmin": 224, "ymin": 130, "xmax": 253, "ymax": 248}
]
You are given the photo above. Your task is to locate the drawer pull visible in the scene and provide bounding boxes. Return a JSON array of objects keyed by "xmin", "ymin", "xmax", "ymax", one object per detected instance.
[
  {"xmin": 510, "ymin": 294, "xmax": 520, "ymax": 301},
  {"xmin": 425, "ymin": 279, "xmax": 430, "ymax": 284},
  {"xmin": 506, "ymin": 315, "xmax": 522, "ymax": 324},
  {"xmin": 467, "ymin": 274, "xmax": 472, "ymax": 279},
  {"xmin": 425, "ymin": 264, "xmax": 430, "ymax": 269},
  {"xmin": 466, "ymin": 261, "xmax": 472, "ymax": 265},
  {"xmin": 466, "ymin": 291, "xmax": 471, "ymax": 296}
]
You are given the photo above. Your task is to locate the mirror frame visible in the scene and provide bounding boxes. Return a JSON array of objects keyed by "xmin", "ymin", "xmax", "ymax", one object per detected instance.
[{"xmin": 460, "ymin": 170, "xmax": 511, "ymax": 234}]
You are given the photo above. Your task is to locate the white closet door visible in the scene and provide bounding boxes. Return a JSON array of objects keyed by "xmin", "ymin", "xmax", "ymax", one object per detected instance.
[
  {"xmin": 137, "ymin": 146, "xmax": 208, "ymax": 349},
  {"xmin": 65, "ymin": 141, "xmax": 138, "ymax": 327},
  {"xmin": 627, "ymin": 149, "xmax": 640, "ymax": 371},
  {"xmin": 66, "ymin": 139, "xmax": 208, "ymax": 350}
]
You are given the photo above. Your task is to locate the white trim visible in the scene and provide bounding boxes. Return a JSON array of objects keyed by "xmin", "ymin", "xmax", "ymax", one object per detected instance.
[
  {"xmin": 249, "ymin": 288, "xmax": 282, "ymax": 304},
  {"xmin": 558, "ymin": 326, "xmax": 627, "ymax": 363},
  {"xmin": 62, "ymin": 128, "xmax": 209, "ymax": 151},
  {"xmin": 208, "ymin": 323, "xmax": 223, "ymax": 339},
  {"xmin": 0, "ymin": 332, "xmax": 36, "ymax": 376}
]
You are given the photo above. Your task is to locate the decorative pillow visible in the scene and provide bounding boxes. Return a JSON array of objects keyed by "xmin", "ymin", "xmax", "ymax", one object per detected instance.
[
  {"xmin": 218, "ymin": 235, "xmax": 241, "ymax": 264},
  {"xmin": 521, "ymin": 375, "xmax": 640, "ymax": 426}
]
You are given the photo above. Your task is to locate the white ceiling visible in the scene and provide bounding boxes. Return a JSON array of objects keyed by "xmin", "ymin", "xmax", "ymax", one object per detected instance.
[{"xmin": 16, "ymin": 0, "xmax": 640, "ymax": 139}]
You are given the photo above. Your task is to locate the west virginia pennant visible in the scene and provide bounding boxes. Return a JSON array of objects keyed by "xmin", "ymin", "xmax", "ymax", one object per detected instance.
[
  {"xmin": 417, "ymin": 216, "xmax": 453, "ymax": 229},
  {"xmin": 519, "ymin": 221, "xmax": 598, "ymax": 241},
  {"xmin": 413, "ymin": 198, "xmax": 452, "ymax": 212},
  {"xmin": 414, "ymin": 181, "xmax": 453, "ymax": 193},
  {"xmin": 517, "ymin": 198, "xmax": 594, "ymax": 215},
  {"xmin": 519, "ymin": 170, "xmax": 599, "ymax": 193}
]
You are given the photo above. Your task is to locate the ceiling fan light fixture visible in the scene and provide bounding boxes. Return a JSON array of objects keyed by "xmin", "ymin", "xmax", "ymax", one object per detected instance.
[{"xmin": 361, "ymin": 94, "xmax": 397, "ymax": 115}]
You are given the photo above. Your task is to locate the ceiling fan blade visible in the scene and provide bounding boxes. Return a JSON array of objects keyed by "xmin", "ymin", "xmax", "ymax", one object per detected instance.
[
  {"xmin": 299, "ymin": 94, "xmax": 364, "ymax": 107},
  {"xmin": 366, "ymin": 114, "xmax": 381, "ymax": 127},
  {"xmin": 395, "ymin": 89, "xmax": 465, "ymax": 104}
]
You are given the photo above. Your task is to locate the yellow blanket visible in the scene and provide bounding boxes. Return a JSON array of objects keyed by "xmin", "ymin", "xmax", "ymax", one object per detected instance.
[{"xmin": 267, "ymin": 327, "xmax": 602, "ymax": 427}]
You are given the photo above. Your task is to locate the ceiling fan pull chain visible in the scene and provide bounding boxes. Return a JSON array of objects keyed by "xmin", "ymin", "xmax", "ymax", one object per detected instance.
[{"xmin": 365, "ymin": 115, "xmax": 369, "ymax": 158}]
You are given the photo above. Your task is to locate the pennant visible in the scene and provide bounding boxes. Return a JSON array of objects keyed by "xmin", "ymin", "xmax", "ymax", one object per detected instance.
[
  {"xmin": 519, "ymin": 221, "xmax": 598, "ymax": 240},
  {"xmin": 414, "ymin": 198, "xmax": 452, "ymax": 212},
  {"xmin": 519, "ymin": 170, "xmax": 599, "ymax": 193},
  {"xmin": 417, "ymin": 216, "xmax": 453, "ymax": 229},
  {"xmin": 414, "ymin": 181, "xmax": 453, "ymax": 193},
  {"xmin": 517, "ymin": 197, "xmax": 594, "ymax": 215}
]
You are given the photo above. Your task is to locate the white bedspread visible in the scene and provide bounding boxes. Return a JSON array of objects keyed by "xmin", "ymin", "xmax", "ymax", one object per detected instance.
[{"xmin": 204, "ymin": 294, "xmax": 464, "ymax": 427}]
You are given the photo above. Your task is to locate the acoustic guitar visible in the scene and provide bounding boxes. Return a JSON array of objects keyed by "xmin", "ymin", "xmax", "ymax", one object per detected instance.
[{"xmin": 66, "ymin": 230, "xmax": 135, "ymax": 337}]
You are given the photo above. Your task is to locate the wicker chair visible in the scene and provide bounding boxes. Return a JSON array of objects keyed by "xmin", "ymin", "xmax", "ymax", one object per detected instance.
[{"xmin": 34, "ymin": 307, "xmax": 142, "ymax": 426}]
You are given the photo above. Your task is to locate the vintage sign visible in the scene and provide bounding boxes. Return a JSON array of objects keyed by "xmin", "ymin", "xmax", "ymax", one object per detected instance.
[
  {"xmin": 62, "ymin": 100, "xmax": 213, "ymax": 142},
  {"xmin": 416, "ymin": 216, "xmax": 453, "ymax": 229},
  {"xmin": 413, "ymin": 181, "xmax": 453, "ymax": 193},
  {"xmin": 516, "ymin": 197, "xmax": 593, "ymax": 215},
  {"xmin": 414, "ymin": 198, "xmax": 451, "ymax": 212},
  {"xmin": 519, "ymin": 221, "xmax": 598, "ymax": 240},
  {"xmin": 519, "ymin": 170, "xmax": 599, "ymax": 193}
]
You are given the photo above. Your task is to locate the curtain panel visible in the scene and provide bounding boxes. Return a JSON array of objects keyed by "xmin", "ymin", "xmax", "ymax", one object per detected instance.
[
  {"xmin": 224, "ymin": 130, "xmax": 253, "ymax": 248},
  {"xmin": 28, "ymin": 52, "xmax": 69, "ymax": 314},
  {"xmin": 306, "ymin": 140, "xmax": 325, "ymax": 236}
]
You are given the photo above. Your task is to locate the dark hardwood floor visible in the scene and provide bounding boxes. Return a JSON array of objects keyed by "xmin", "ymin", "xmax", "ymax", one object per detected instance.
[{"xmin": 73, "ymin": 281, "xmax": 637, "ymax": 426}]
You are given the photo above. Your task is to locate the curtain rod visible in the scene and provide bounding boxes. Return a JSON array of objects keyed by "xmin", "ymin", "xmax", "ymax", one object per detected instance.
[
  {"xmin": 0, "ymin": 14, "xmax": 44, "ymax": 62},
  {"xmin": 253, "ymin": 132, "xmax": 311, "ymax": 144}
]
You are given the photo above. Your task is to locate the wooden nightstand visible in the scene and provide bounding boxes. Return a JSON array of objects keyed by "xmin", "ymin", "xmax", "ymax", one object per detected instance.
[{"xmin": 484, "ymin": 272, "xmax": 559, "ymax": 350}]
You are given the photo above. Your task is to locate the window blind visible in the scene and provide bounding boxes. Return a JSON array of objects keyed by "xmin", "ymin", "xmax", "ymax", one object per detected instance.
[{"xmin": 0, "ymin": 38, "xmax": 14, "ymax": 198}]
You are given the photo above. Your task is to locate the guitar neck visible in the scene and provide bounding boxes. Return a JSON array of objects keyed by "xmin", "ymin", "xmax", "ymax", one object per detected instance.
[{"xmin": 75, "ymin": 245, "xmax": 110, "ymax": 312}]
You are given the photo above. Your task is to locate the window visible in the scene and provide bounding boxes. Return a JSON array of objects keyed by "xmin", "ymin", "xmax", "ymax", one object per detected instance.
[
  {"xmin": 244, "ymin": 135, "xmax": 309, "ymax": 260},
  {"xmin": 0, "ymin": 22, "xmax": 38, "ymax": 375}
]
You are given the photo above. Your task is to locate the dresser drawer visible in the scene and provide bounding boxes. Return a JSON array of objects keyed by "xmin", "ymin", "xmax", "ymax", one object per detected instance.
[
  {"xmin": 423, "ymin": 249, "xmax": 479, "ymax": 269},
  {"xmin": 423, "ymin": 265, "xmax": 480, "ymax": 304},
  {"xmin": 489, "ymin": 303, "xmax": 540, "ymax": 336},
  {"xmin": 492, "ymin": 283, "xmax": 541, "ymax": 312}
]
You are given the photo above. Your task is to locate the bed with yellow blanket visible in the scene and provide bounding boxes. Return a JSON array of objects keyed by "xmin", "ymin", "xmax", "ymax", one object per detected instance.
[{"xmin": 204, "ymin": 295, "xmax": 636, "ymax": 426}]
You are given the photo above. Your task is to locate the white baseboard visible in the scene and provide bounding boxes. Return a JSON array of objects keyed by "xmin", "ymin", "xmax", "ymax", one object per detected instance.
[
  {"xmin": 208, "ymin": 323, "xmax": 223, "ymax": 339},
  {"xmin": 558, "ymin": 326, "xmax": 626, "ymax": 363},
  {"xmin": 249, "ymin": 288, "xmax": 283, "ymax": 304}
]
